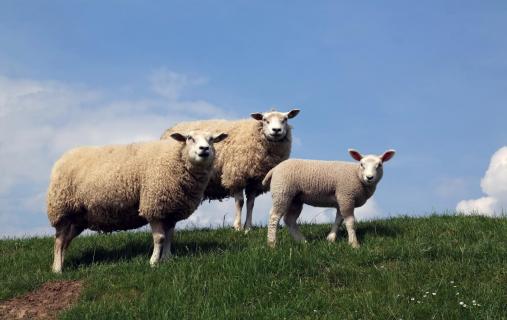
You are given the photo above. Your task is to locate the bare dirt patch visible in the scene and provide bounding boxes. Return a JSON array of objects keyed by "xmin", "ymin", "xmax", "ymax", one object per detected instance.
[{"xmin": 0, "ymin": 280, "xmax": 83, "ymax": 320}]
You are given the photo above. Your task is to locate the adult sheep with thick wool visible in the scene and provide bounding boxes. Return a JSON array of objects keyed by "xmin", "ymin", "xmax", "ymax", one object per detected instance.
[
  {"xmin": 262, "ymin": 149, "xmax": 395, "ymax": 248},
  {"xmin": 160, "ymin": 108, "xmax": 300, "ymax": 232},
  {"xmin": 47, "ymin": 131, "xmax": 227, "ymax": 273}
]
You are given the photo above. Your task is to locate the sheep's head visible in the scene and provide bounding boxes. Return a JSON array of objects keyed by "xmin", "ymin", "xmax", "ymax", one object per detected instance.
[
  {"xmin": 250, "ymin": 109, "xmax": 300, "ymax": 142},
  {"xmin": 349, "ymin": 149, "xmax": 396, "ymax": 186},
  {"xmin": 170, "ymin": 131, "xmax": 228, "ymax": 166}
]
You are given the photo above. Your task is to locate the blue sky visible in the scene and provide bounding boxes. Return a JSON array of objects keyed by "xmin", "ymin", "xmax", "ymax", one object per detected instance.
[{"xmin": 1, "ymin": 1, "xmax": 507, "ymax": 237}]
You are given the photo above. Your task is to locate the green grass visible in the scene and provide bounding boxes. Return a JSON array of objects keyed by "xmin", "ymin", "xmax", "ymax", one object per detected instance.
[{"xmin": 1, "ymin": 215, "xmax": 507, "ymax": 319}]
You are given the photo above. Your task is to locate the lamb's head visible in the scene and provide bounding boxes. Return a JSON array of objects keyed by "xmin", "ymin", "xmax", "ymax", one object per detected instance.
[
  {"xmin": 251, "ymin": 109, "xmax": 300, "ymax": 142},
  {"xmin": 349, "ymin": 149, "xmax": 396, "ymax": 186},
  {"xmin": 170, "ymin": 131, "xmax": 228, "ymax": 166}
]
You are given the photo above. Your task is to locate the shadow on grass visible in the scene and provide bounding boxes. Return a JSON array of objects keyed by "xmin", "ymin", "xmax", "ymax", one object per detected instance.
[
  {"xmin": 64, "ymin": 235, "xmax": 245, "ymax": 270},
  {"xmin": 302, "ymin": 222, "xmax": 402, "ymax": 243},
  {"xmin": 356, "ymin": 223, "xmax": 402, "ymax": 242}
]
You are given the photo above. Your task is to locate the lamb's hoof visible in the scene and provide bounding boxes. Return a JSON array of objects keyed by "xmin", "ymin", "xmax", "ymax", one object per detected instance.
[
  {"xmin": 149, "ymin": 260, "xmax": 159, "ymax": 268},
  {"xmin": 233, "ymin": 224, "xmax": 242, "ymax": 231},
  {"xmin": 267, "ymin": 241, "xmax": 276, "ymax": 248},
  {"xmin": 244, "ymin": 228, "xmax": 251, "ymax": 234},
  {"xmin": 326, "ymin": 233, "xmax": 337, "ymax": 242}
]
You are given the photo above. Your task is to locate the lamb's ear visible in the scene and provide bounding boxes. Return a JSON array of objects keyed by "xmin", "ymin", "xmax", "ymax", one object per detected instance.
[
  {"xmin": 170, "ymin": 132, "xmax": 187, "ymax": 142},
  {"xmin": 212, "ymin": 133, "xmax": 228, "ymax": 143},
  {"xmin": 250, "ymin": 113, "xmax": 264, "ymax": 121},
  {"xmin": 380, "ymin": 149, "xmax": 396, "ymax": 162},
  {"xmin": 286, "ymin": 109, "xmax": 300, "ymax": 119},
  {"xmin": 348, "ymin": 149, "xmax": 363, "ymax": 161}
]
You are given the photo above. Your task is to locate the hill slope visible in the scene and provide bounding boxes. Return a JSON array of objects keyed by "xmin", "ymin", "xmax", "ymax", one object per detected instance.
[{"xmin": 1, "ymin": 215, "xmax": 506, "ymax": 319}]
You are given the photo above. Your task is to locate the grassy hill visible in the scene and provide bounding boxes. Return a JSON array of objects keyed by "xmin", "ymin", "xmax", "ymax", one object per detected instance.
[{"xmin": 1, "ymin": 215, "xmax": 506, "ymax": 319}]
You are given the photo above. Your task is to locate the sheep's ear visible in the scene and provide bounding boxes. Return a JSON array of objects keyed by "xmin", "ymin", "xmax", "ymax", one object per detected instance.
[
  {"xmin": 250, "ymin": 113, "xmax": 264, "ymax": 121},
  {"xmin": 170, "ymin": 132, "xmax": 187, "ymax": 142},
  {"xmin": 212, "ymin": 133, "xmax": 228, "ymax": 143},
  {"xmin": 286, "ymin": 109, "xmax": 300, "ymax": 119},
  {"xmin": 348, "ymin": 149, "xmax": 363, "ymax": 161},
  {"xmin": 380, "ymin": 149, "xmax": 396, "ymax": 162}
]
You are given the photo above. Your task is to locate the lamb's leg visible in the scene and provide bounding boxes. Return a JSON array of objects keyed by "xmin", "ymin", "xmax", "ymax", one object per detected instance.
[
  {"xmin": 149, "ymin": 220, "xmax": 166, "ymax": 267},
  {"xmin": 283, "ymin": 202, "xmax": 305, "ymax": 242},
  {"xmin": 161, "ymin": 223, "xmax": 175, "ymax": 261},
  {"xmin": 52, "ymin": 222, "xmax": 71, "ymax": 273},
  {"xmin": 233, "ymin": 191, "xmax": 244, "ymax": 231},
  {"xmin": 327, "ymin": 209, "xmax": 344, "ymax": 242},
  {"xmin": 267, "ymin": 208, "xmax": 284, "ymax": 248},
  {"xmin": 243, "ymin": 190, "xmax": 256, "ymax": 233},
  {"xmin": 343, "ymin": 212, "xmax": 359, "ymax": 249}
]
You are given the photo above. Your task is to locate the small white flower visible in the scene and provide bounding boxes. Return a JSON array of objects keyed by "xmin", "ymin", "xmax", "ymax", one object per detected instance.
[
  {"xmin": 425, "ymin": 291, "xmax": 429, "ymax": 294},
  {"xmin": 453, "ymin": 285, "xmax": 457, "ymax": 288},
  {"xmin": 463, "ymin": 304, "xmax": 467, "ymax": 308},
  {"xmin": 459, "ymin": 302, "xmax": 464, "ymax": 305},
  {"xmin": 417, "ymin": 301, "xmax": 421, "ymax": 304},
  {"xmin": 423, "ymin": 295, "xmax": 427, "ymax": 298},
  {"xmin": 313, "ymin": 310, "xmax": 318, "ymax": 313},
  {"xmin": 456, "ymin": 292, "xmax": 460, "ymax": 295},
  {"xmin": 450, "ymin": 280, "xmax": 454, "ymax": 284},
  {"xmin": 472, "ymin": 300, "xmax": 476, "ymax": 304},
  {"xmin": 411, "ymin": 297, "xmax": 415, "ymax": 301},
  {"xmin": 432, "ymin": 292, "xmax": 436, "ymax": 296}
]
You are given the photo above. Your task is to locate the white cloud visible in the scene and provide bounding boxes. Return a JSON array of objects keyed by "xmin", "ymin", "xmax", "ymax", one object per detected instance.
[
  {"xmin": 456, "ymin": 146, "xmax": 507, "ymax": 216},
  {"xmin": 0, "ymin": 69, "xmax": 231, "ymax": 237}
]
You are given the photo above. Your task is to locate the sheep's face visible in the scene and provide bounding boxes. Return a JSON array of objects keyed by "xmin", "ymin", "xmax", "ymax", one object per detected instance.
[
  {"xmin": 251, "ymin": 109, "xmax": 300, "ymax": 142},
  {"xmin": 349, "ymin": 149, "xmax": 396, "ymax": 186},
  {"xmin": 170, "ymin": 132, "xmax": 228, "ymax": 166}
]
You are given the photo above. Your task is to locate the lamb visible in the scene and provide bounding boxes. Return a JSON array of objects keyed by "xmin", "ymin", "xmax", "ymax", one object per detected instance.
[
  {"xmin": 47, "ymin": 131, "xmax": 228, "ymax": 273},
  {"xmin": 262, "ymin": 149, "xmax": 395, "ymax": 248},
  {"xmin": 160, "ymin": 109, "xmax": 300, "ymax": 232}
]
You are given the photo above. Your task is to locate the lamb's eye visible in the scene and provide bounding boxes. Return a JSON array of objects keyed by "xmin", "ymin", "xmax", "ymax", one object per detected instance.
[{"xmin": 360, "ymin": 163, "xmax": 364, "ymax": 168}]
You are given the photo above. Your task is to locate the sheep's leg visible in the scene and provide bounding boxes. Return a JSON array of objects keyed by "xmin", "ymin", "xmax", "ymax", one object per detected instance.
[
  {"xmin": 233, "ymin": 191, "xmax": 244, "ymax": 231},
  {"xmin": 343, "ymin": 213, "xmax": 360, "ymax": 249},
  {"xmin": 149, "ymin": 220, "xmax": 166, "ymax": 267},
  {"xmin": 52, "ymin": 222, "xmax": 71, "ymax": 273},
  {"xmin": 161, "ymin": 223, "xmax": 175, "ymax": 261},
  {"xmin": 63, "ymin": 224, "xmax": 84, "ymax": 250},
  {"xmin": 283, "ymin": 202, "xmax": 305, "ymax": 242},
  {"xmin": 327, "ymin": 209, "xmax": 344, "ymax": 242},
  {"xmin": 267, "ymin": 208, "xmax": 284, "ymax": 248},
  {"xmin": 243, "ymin": 190, "xmax": 256, "ymax": 233}
]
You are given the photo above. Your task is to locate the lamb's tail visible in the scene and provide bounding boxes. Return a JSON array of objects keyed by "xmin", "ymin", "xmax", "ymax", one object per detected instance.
[{"xmin": 262, "ymin": 168, "xmax": 275, "ymax": 191}]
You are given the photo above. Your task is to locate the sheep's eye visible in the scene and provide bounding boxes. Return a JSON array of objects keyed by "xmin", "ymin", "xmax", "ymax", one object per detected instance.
[
  {"xmin": 264, "ymin": 119, "xmax": 270, "ymax": 124},
  {"xmin": 360, "ymin": 163, "xmax": 364, "ymax": 168},
  {"xmin": 282, "ymin": 118, "xmax": 287, "ymax": 123}
]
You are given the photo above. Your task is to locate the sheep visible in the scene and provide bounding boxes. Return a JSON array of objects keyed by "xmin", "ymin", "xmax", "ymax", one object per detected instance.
[
  {"xmin": 262, "ymin": 149, "xmax": 396, "ymax": 248},
  {"xmin": 47, "ymin": 131, "xmax": 228, "ymax": 273},
  {"xmin": 160, "ymin": 109, "xmax": 300, "ymax": 232}
]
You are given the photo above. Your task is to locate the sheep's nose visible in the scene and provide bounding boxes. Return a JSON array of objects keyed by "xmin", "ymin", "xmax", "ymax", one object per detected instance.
[
  {"xmin": 199, "ymin": 146, "xmax": 209, "ymax": 151},
  {"xmin": 272, "ymin": 128, "xmax": 282, "ymax": 133},
  {"xmin": 366, "ymin": 175, "xmax": 374, "ymax": 181}
]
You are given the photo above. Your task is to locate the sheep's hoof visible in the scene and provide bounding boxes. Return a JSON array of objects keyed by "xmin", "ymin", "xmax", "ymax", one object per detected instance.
[
  {"xmin": 52, "ymin": 267, "xmax": 62, "ymax": 274},
  {"xmin": 350, "ymin": 242, "xmax": 360, "ymax": 249},
  {"xmin": 326, "ymin": 233, "xmax": 337, "ymax": 242},
  {"xmin": 244, "ymin": 228, "xmax": 251, "ymax": 234},
  {"xmin": 267, "ymin": 241, "xmax": 276, "ymax": 248},
  {"xmin": 233, "ymin": 224, "xmax": 243, "ymax": 231}
]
